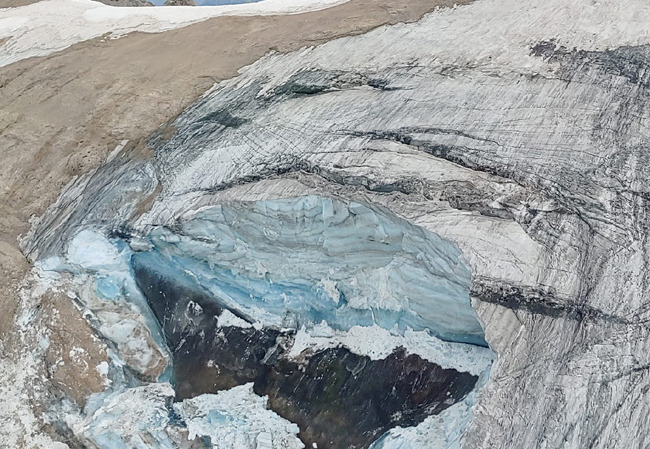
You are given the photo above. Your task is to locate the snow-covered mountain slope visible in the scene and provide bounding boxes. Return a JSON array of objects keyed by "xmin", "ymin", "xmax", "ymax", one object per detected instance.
[
  {"xmin": 11, "ymin": 0, "xmax": 650, "ymax": 447},
  {"xmin": 0, "ymin": 0, "xmax": 351, "ymax": 67}
]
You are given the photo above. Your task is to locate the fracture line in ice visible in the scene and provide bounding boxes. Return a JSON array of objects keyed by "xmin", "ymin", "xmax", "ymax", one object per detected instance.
[{"xmin": 290, "ymin": 323, "xmax": 493, "ymax": 376}]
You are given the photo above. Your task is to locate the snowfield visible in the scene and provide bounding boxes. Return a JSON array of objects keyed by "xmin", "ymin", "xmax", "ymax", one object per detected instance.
[{"xmin": 0, "ymin": 0, "xmax": 351, "ymax": 67}]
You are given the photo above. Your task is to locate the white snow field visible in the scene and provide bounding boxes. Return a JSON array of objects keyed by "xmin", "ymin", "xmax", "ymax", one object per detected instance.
[{"xmin": 0, "ymin": 0, "xmax": 351, "ymax": 68}]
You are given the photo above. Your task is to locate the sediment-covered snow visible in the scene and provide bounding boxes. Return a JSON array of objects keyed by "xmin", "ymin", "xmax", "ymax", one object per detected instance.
[
  {"xmin": 0, "ymin": 353, "xmax": 69, "ymax": 449},
  {"xmin": 0, "ymin": 269, "xmax": 75, "ymax": 449},
  {"xmin": 0, "ymin": 0, "xmax": 350, "ymax": 67}
]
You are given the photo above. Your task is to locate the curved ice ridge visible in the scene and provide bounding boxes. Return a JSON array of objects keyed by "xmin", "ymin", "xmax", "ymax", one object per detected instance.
[{"xmin": 135, "ymin": 195, "xmax": 487, "ymax": 346}]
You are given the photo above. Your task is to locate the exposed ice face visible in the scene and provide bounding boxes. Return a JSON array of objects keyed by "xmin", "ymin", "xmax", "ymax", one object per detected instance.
[
  {"xmin": 128, "ymin": 195, "xmax": 491, "ymax": 447},
  {"xmin": 32, "ymin": 195, "xmax": 491, "ymax": 379},
  {"xmin": 135, "ymin": 195, "xmax": 486, "ymax": 346}
]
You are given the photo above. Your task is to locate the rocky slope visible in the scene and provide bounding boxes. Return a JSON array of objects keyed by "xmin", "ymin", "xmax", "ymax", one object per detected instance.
[{"xmin": 6, "ymin": 0, "xmax": 650, "ymax": 447}]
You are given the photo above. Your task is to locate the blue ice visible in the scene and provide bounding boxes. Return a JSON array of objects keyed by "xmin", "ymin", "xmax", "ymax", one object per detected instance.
[{"xmin": 134, "ymin": 195, "xmax": 487, "ymax": 346}]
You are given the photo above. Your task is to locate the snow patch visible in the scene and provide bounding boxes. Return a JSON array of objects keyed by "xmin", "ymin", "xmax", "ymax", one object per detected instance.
[{"xmin": 216, "ymin": 309, "xmax": 253, "ymax": 328}]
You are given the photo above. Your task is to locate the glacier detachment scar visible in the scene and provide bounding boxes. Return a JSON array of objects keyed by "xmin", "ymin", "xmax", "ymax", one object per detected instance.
[{"xmin": 31, "ymin": 195, "xmax": 493, "ymax": 448}]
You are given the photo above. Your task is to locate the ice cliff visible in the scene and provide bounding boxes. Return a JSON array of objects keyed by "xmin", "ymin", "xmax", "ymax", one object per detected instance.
[
  {"xmin": 132, "ymin": 196, "xmax": 485, "ymax": 344},
  {"xmin": 14, "ymin": 0, "xmax": 650, "ymax": 447}
]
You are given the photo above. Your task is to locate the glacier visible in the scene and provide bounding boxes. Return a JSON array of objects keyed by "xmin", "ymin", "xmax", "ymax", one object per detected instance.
[
  {"xmin": 13, "ymin": 0, "xmax": 650, "ymax": 447},
  {"xmin": 31, "ymin": 196, "xmax": 493, "ymax": 448}
]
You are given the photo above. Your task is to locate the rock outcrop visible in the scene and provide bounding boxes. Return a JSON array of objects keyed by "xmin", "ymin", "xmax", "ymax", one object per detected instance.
[{"xmin": 164, "ymin": 0, "xmax": 197, "ymax": 5}]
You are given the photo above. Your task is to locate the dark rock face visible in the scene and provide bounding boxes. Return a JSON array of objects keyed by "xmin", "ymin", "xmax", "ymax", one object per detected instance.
[
  {"xmin": 257, "ymin": 347, "xmax": 477, "ymax": 449},
  {"xmin": 132, "ymin": 253, "xmax": 478, "ymax": 449}
]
